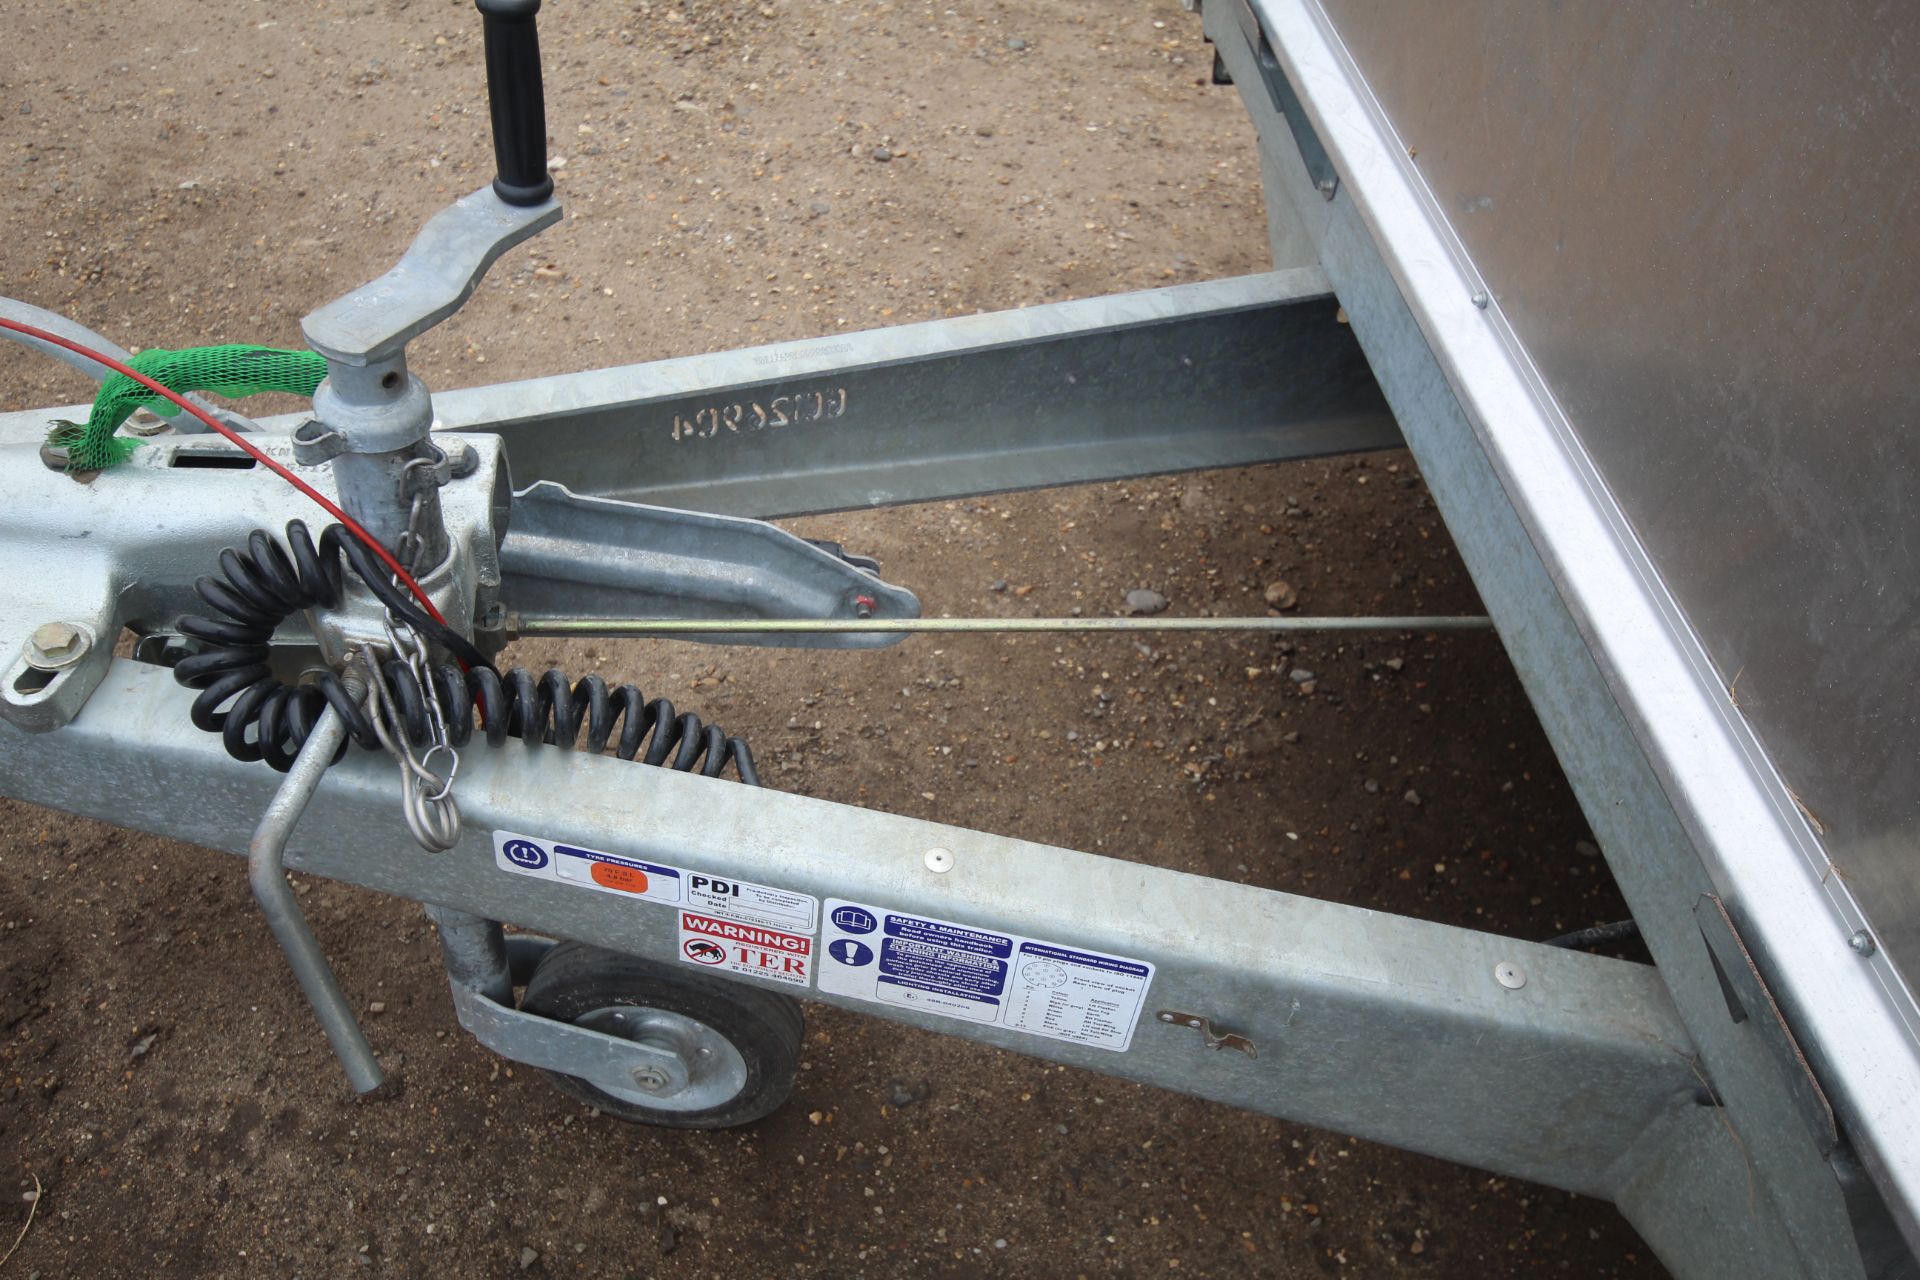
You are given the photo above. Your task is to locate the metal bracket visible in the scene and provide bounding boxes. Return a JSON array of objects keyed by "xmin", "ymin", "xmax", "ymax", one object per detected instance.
[
  {"xmin": 1693, "ymin": 894, "xmax": 1839, "ymax": 1155},
  {"xmin": 1156, "ymin": 1008, "xmax": 1259, "ymax": 1058},
  {"xmin": 446, "ymin": 977, "xmax": 692, "ymax": 1100},
  {"xmin": 1, "ymin": 619, "xmax": 107, "ymax": 734},
  {"xmin": 290, "ymin": 418, "xmax": 349, "ymax": 466},
  {"xmin": 498, "ymin": 480, "xmax": 921, "ymax": 648},
  {"xmin": 1229, "ymin": 0, "xmax": 1338, "ymax": 200}
]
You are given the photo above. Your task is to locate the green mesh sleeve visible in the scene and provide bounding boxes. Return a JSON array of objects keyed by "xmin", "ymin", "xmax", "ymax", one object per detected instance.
[{"xmin": 46, "ymin": 344, "xmax": 329, "ymax": 471}]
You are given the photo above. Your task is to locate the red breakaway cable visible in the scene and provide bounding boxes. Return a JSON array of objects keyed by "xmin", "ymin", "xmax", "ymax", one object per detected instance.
[{"xmin": 0, "ymin": 315, "xmax": 449, "ymax": 626}]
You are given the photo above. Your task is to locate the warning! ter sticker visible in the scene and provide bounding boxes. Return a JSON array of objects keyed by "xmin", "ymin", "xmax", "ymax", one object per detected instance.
[
  {"xmin": 818, "ymin": 900, "xmax": 1154, "ymax": 1051},
  {"xmin": 678, "ymin": 912, "xmax": 812, "ymax": 988}
]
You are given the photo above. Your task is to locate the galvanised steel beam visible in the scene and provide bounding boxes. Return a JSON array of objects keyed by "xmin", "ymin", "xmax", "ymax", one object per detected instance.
[
  {"xmin": 429, "ymin": 269, "xmax": 1399, "ymax": 516},
  {"xmin": 1, "ymin": 659, "xmax": 1697, "ymax": 1203},
  {"xmin": 1, "ymin": 270, "xmax": 1394, "ymax": 526}
]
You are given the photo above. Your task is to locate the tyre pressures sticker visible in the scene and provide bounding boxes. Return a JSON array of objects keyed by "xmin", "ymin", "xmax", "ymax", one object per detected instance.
[
  {"xmin": 492, "ymin": 831, "xmax": 820, "ymax": 987},
  {"xmin": 819, "ymin": 900, "xmax": 1155, "ymax": 1052}
]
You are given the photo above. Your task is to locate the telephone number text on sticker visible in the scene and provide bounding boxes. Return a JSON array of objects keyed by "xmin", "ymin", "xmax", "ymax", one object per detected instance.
[{"xmin": 676, "ymin": 912, "xmax": 812, "ymax": 988}]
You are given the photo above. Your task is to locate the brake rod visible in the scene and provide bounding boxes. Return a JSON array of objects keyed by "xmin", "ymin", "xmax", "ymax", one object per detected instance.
[{"xmin": 511, "ymin": 614, "xmax": 1493, "ymax": 636}]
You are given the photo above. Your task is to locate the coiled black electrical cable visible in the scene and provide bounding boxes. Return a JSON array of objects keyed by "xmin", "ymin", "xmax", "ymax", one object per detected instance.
[
  {"xmin": 172, "ymin": 520, "xmax": 759, "ymax": 784},
  {"xmin": 172, "ymin": 520, "xmax": 381, "ymax": 771},
  {"xmin": 392, "ymin": 662, "xmax": 759, "ymax": 785}
]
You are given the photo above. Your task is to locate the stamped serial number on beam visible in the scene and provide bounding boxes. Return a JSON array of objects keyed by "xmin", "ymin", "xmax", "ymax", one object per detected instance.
[{"xmin": 670, "ymin": 386, "xmax": 849, "ymax": 442}]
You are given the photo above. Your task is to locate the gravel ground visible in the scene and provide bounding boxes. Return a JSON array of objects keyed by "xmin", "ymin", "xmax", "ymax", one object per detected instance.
[{"xmin": 0, "ymin": 1, "xmax": 1667, "ymax": 1276}]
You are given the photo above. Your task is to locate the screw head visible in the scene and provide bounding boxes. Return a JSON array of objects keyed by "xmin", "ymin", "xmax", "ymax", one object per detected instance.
[
  {"xmin": 923, "ymin": 847, "xmax": 954, "ymax": 874},
  {"xmin": 1494, "ymin": 961, "xmax": 1527, "ymax": 989},
  {"xmin": 1848, "ymin": 930, "xmax": 1877, "ymax": 957},
  {"xmin": 25, "ymin": 622, "xmax": 89, "ymax": 670},
  {"xmin": 1471, "ymin": 290, "xmax": 1491, "ymax": 310}
]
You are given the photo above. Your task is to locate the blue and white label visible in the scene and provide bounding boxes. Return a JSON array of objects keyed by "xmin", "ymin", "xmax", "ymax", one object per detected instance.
[
  {"xmin": 828, "ymin": 938, "xmax": 875, "ymax": 967},
  {"xmin": 500, "ymin": 837, "xmax": 550, "ymax": 870},
  {"xmin": 830, "ymin": 905, "xmax": 878, "ymax": 935},
  {"xmin": 819, "ymin": 900, "xmax": 1155, "ymax": 1051},
  {"xmin": 490, "ymin": 831, "xmax": 818, "ymax": 933}
]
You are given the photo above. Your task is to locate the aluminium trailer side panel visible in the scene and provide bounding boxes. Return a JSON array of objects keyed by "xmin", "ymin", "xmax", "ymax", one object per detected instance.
[
  {"xmin": 1311, "ymin": 0, "xmax": 1920, "ymax": 1008},
  {"xmin": 1216, "ymin": 0, "xmax": 1920, "ymax": 1266}
]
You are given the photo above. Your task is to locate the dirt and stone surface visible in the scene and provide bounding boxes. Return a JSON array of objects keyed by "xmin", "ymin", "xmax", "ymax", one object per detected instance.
[{"xmin": 0, "ymin": 1, "xmax": 1669, "ymax": 1275}]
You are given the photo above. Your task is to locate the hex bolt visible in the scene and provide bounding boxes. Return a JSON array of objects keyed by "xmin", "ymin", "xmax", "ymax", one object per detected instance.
[
  {"xmin": 854, "ymin": 594, "xmax": 876, "ymax": 620},
  {"xmin": 630, "ymin": 1065, "xmax": 671, "ymax": 1092},
  {"xmin": 1848, "ymin": 930, "xmax": 1877, "ymax": 957},
  {"xmin": 923, "ymin": 847, "xmax": 954, "ymax": 874},
  {"xmin": 1316, "ymin": 176, "xmax": 1337, "ymax": 200},
  {"xmin": 446, "ymin": 438, "xmax": 481, "ymax": 479},
  {"xmin": 123, "ymin": 408, "xmax": 170, "ymax": 437},
  {"xmin": 1494, "ymin": 960, "xmax": 1527, "ymax": 989},
  {"xmin": 25, "ymin": 622, "xmax": 90, "ymax": 671}
]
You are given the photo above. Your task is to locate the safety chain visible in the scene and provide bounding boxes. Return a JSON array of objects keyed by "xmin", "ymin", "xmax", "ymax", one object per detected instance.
[{"xmin": 358, "ymin": 449, "xmax": 463, "ymax": 852}]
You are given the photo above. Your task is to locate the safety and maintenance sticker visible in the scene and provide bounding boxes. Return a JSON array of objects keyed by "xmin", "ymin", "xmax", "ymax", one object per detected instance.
[
  {"xmin": 491, "ymin": 831, "xmax": 820, "ymax": 986},
  {"xmin": 818, "ymin": 900, "xmax": 1154, "ymax": 1051},
  {"xmin": 678, "ymin": 912, "xmax": 812, "ymax": 988}
]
